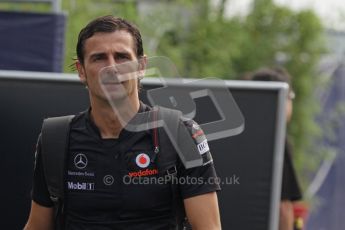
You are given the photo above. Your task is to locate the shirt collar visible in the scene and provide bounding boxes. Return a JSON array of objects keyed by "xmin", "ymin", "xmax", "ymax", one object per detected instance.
[{"xmin": 84, "ymin": 101, "xmax": 152, "ymax": 139}]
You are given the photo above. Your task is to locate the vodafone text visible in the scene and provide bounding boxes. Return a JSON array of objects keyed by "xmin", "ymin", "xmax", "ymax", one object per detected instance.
[{"xmin": 128, "ymin": 168, "xmax": 158, "ymax": 177}]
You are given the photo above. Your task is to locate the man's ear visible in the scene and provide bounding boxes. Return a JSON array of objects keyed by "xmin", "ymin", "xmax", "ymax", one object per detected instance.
[
  {"xmin": 138, "ymin": 55, "xmax": 147, "ymax": 80},
  {"xmin": 76, "ymin": 60, "xmax": 87, "ymax": 85}
]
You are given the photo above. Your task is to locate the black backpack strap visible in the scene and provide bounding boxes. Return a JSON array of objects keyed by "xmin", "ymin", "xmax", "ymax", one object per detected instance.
[
  {"xmin": 155, "ymin": 106, "xmax": 181, "ymax": 173},
  {"xmin": 154, "ymin": 107, "xmax": 191, "ymax": 230},
  {"xmin": 41, "ymin": 115, "xmax": 74, "ymax": 229}
]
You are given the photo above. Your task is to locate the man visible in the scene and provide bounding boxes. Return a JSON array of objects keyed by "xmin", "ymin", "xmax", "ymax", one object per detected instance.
[
  {"xmin": 244, "ymin": 67, "xmax": 303, "ymax": 230},
  {"xmin": 24, "ymin": 16, "xmax": 221, "ymax": 229}
]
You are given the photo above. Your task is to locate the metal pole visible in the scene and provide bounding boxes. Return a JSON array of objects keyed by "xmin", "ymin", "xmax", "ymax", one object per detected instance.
[{"xmin": 51, "ymin": 0, "xmax": 61, "ymax": 13}]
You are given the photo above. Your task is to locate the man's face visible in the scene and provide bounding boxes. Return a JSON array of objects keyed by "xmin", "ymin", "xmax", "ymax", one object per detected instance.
[{"xmin": 77, "ymin": 30, "xmax": 142, "ymax": 103}]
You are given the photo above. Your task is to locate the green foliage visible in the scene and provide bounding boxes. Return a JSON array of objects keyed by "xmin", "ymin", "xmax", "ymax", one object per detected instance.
[
  {"xmin": 226, "ymin": 1, "xmax": 325, "ymax": 191},
  {"xmin": 151, "ymin": 0, "xmax": 326, "ymax": 192},
  {"xmin": 0, "ymin": 2, "xmax": 50, "ymax": 12},
  {"xmin": 61, "ymin": 0, "xmax": 138, "ymax": 71}
]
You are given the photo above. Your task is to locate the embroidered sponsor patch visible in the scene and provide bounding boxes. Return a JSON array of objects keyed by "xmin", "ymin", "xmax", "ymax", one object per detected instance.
[
  {"xmin": 128, "ymin": 168, "xmax": 158, "ymax": 177},
  {"xmin": 192, "ymin": 129, "xmax": 204, "ymax": 139},
  {"xmin": 192, "ymin": 123, "xmax": 200, "ymax": 130},
  {"xmin": 135, "ymin": 153, "xmax": 150, "ymax": 168},
  {"xmin": 197, "ymin": 140, "xmax": 210, "ymax": 155},
  {"xmin": 68, "ymin": 170, "xmax": 95, "ymax": 177},
  {"xmin": 74, "ymin": 153, "xmax": 88, "ymax": 169},
  {"xmin": 67, "ymin": 181, "xmax": 95, "ymax": 191}
]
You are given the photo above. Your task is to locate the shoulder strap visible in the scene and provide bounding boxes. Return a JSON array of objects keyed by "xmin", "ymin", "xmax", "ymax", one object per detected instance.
[
  {"xmin": 156, "ymin": 106, "xmax": 202, "ymax": 170},
  {"xmin": 155, "ymin": 106, "xmax": 182, "ymax": 173},
  {"xmin": 41, "ymin": 115, "xmax": 74, "ymax": 201},
  {"xmin": 154, "ymin": 107, "xmax": 191, "ymax": 230}
]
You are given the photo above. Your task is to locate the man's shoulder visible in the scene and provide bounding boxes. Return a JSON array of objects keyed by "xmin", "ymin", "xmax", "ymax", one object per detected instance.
[
  {"xmin": 43, "ymin": 109, "xmax": 88, "ymax": 122},
  {"xmin": 40, "ymin": 110, "xmax": 88, "ymax": 134},
  {"xmin": 71, "ymin": 109, "xmax": 89, "ymax": 123}
]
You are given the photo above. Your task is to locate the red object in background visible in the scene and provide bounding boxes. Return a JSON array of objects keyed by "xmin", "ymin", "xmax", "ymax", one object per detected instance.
[{"xmin": 293, "ymin": 203, "xmax": 309, "ymax": 230}]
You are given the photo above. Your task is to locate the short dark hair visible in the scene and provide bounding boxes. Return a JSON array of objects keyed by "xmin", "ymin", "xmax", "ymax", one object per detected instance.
[
  {"xmin": 244, "ymin": 67, "xmax": 292, "ymax": 86},
  {"xmin": 76, "ymin": 16, "xmax": 144, "ymax": 64}
]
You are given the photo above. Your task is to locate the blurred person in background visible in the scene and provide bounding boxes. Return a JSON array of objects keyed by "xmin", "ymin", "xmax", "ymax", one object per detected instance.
[{"xmin": 244, "ymin": 67, "xmax": 303, "ymax": 230}]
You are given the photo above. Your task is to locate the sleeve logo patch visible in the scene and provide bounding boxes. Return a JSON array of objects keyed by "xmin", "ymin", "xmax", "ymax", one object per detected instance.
[
  {"xmin": 197, "ymin": 140, "xmax": 210, "ymax": 155},
  {"xmin": 192, "ymin": 123, "xmax": 200, "ymax": 130},
  {"xmin": 192, "ymin": 129, "xmax": 204, "ymax": 139}
]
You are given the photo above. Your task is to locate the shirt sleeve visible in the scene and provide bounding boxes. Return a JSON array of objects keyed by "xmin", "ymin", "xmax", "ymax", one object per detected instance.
[
  {"xmin": 31, "ymin": 134, "xmax": 54, "ymax": 207},
  {"xmin": 177, "ymin": 119, "xmax": 221, "ymax": 199}
]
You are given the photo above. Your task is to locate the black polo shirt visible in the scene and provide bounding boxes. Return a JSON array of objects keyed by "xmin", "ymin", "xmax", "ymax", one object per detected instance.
[
  {"xmin": 32, "ymin": 103, "xmax": 220, "ymax": 229},
  {"xmin": 281, "ymin": 139, "xmax": 302, "ymax": 201}
]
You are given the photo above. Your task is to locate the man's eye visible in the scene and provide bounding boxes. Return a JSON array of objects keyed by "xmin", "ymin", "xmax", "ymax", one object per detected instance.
[
  {"xmin": 93, "ymin": 56, "xmax": 103, "ymax": 61},
  {"xmin": 116, "ymin": 55, "xmax": 130, "ymax": 61},
  {"xmin": 91, "ymin": 55, "xmax": 106, "ymax": 62}
]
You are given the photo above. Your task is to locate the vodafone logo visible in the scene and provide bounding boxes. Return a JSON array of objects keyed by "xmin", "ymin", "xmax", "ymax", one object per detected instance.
[{"xmin": 135, "ymin": 153, "xmax": 150, "ymax": 168}]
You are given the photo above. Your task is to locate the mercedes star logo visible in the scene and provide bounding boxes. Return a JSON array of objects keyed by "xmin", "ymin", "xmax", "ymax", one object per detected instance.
[{"xmin": 74, "ymin": 153, "xmax": 88, "ymax": 169}]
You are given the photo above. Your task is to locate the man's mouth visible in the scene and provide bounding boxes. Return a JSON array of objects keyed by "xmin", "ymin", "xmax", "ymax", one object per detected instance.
[
  {"xmin": 102, "ymin": 81, "xmax": 121, "ymax": 85},
  {"xmin": 101, "ymin": 75, "xmax": 122, "ymax": 85}
]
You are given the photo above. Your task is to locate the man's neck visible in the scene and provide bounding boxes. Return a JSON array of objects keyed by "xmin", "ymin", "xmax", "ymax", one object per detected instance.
[{"xmin": 90, "ymin": 97, "xmax": 140, "ymax": 139}]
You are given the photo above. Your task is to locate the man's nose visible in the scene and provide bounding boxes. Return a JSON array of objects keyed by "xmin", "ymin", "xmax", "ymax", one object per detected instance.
[{"xmin": 107, "ymin": 56, "xmax": 117, "ymax": 66}]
